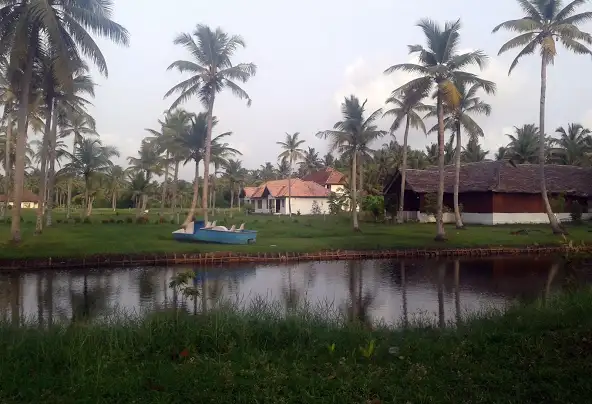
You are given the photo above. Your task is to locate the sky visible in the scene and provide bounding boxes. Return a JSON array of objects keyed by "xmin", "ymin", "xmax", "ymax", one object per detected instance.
[{"xmin": 76, "ymin": 0, "xmax": 592, "ymax": 182}]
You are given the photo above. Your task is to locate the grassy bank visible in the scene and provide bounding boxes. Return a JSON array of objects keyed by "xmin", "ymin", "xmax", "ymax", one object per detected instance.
[
  {"xmin": 1, "ymin": 208, "xmax": 592, "ymax": 260},
  {"xmin": 1, "ymin": 291, "xmax": 592, "ymax": 403}
]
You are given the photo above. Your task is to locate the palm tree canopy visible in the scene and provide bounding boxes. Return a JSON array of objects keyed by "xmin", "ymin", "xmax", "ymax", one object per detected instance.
[
  {"xmin": 277, "ymin": 132, "xmax": 306, "ymax": 165},
  {"xmin": 64, "ymin": 138, "xmax": 119, "ymax": 179},
  {"xmin": 176, "ymin": 112, "xmax": 232, "ymax": 165},
  {"xmin": 383, "ymin": 87, "xmax": 430, "ymax": 134},
  {"xmin": 0, "ymin": 0, "xmax": 129, "ymax": 87},
  {"xmin": 493, "ymin": 0, "xmax": 592, "ymax": 73},
  {"xmin": 550, "ymin": 123, "xmax": 592, "ymax": 165},
  {"xmin": 165, "ymin": 24, "xmax": 257, "ymax": 109},
  {"xmin": 317, "ymin": 96, "xmax": 387, "ymax": 158},
  {"xmin": 385, "ymin": 19, "xmax": 496, "ymax": 108}
]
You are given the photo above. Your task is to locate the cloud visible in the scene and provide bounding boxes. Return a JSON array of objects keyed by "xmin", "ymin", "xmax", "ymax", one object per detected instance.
[{"xmin": 332, "ymin": 53, "xmax": 533, "ymax": 156}]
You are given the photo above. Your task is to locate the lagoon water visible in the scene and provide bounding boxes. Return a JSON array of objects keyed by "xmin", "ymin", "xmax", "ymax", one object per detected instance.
[{"xmin": 1, "ymin": 256, "xmax": 591, "ymax": 326}]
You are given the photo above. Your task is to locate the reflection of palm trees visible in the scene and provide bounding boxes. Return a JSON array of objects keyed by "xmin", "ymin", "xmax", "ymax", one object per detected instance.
[
  {"xmin": 454, "ymin": 260, "xmax": 461, "ymax": 325},
  {"xmin": 543, "ymin": 262, "xmax": 559, "ymax": 306},
  {"xmin": 345, "ymin": 261, "xmax": 375, "ymax": 327},
  {"xmin": 401, "ymin": 262, "xmax": 408, "ymax": 328},
  {"xmin": 70, "ymin": 274, "xmax": 111, "ymax": 323},
  {"xmin": 138, "ymin": 269, "xmax": 156, "ymax": 311},
  {"xmin": 282, "ymin": 266, "xmax": 300, "ymax": 312},
  {"xmin": 10, "ymin": 273, "xmax": 21, "ymax": 326},
  {"xmin": 437, "ymin": 263, "xmax": 445, "ymax": 329}
]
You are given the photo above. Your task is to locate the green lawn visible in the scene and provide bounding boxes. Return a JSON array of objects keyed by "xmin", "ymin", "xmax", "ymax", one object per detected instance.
[
  {"xmin": 1, "ymin": 290, "xmax": 592, "ymax": 403},
  {"xmin": 0, "ymin": 208, "xmax": 591, "ymax": 260}
]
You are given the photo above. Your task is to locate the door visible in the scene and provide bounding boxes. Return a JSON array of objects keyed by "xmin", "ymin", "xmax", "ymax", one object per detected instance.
[{"xmin": 275, "ymin": 199, "xmax": 281, "ymax": 213}]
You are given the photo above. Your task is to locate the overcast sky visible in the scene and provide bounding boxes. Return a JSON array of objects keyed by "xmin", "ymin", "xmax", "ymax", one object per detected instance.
[{"xmin": 74, "ymin": 0, "xmax": 592, "ymax": 181}]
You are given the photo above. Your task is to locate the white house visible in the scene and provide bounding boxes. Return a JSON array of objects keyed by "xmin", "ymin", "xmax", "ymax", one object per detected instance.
[
  {"xmin": 239, "ymin": 186, "xmax": 257, "ymax": 205},
  {"xmin": 0, "ymin": 189, "xmax": 40, "ymax": 209},
  {"xmin": 249, "ymin": 178, "xmax": 331, "ymax": 215}
]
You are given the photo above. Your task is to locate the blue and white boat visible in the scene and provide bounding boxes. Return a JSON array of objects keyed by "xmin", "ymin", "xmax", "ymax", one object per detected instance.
[{"xmin": 172, "ymin": 220, "xmax": 257, "ymax": 245}]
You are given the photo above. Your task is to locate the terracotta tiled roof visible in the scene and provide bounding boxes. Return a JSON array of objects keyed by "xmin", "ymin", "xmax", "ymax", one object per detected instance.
[
  {"xmin": 251, "ymin": 179, "xmax": 331, "ymax": 198},
  {"xmin": 301, "ymin": 167, "xmax": 346, "ymax": 185},
  {"xmin": 384, "ymin": 161, "xmax": 592, "ymax": 196},
  {"xmin": 0, "ymin": 189, "xmax": 39, "ymax": 203},
  {"xmin": 241, "ymin": 187, "xmax": 257, "ymax": 198}
]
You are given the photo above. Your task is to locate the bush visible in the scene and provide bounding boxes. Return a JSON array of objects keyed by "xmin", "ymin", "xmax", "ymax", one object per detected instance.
[
  {"xmin": 101, "ymin": 219, "xmax": 109, "ymax": 224},
  {"xmin": 551, "ymin": 193, "xmax": 567, "ymax": 213},
  {"xmin": 311, "ymin": 201, "xmax": 322, "ymax": 215},
  {"xmin": 423, "ymin": 193, "xmax": 437, "ymax": 215},
  {"xmin": 56, "ymin": 219, "xmax": 62, "ymax": 224},
  {"xmin": 570, "ymin": 201, "xmax": 584, "ymax": 223},
  {"xmin": 361, "ymin": 195, "xmax": 385, "ymax": 221},
  {"xmin": 74, "ymin": 218, "xmax": 81, "ymax": 224},
  {"xmin": 116, "ymin": 219, "xmax": 124, "ymax": 224},
  {"xmin": 159, "ymin": 216, "xmax": 167, "ymax": 224},
  {"xmin": 136, "ymin": 216, "xmax": 149, "ymax": 224},
  {"xmin": 83, "ymin": 217, "xmax": 92, "ymax": 224},
  {"xmin": 109, "ymin": 218, "xmax": 115, "ymax": 224},
  {"xmin": 243, "ymin": 203, "xmax": 255, "ymax": 214},
  {"xmin": 125, "ymin": 217, "xmax": 133, "ymax": 224},
  {"xmin": 328, "ymin": 192, "xmax": 347, "ymax": 214}
]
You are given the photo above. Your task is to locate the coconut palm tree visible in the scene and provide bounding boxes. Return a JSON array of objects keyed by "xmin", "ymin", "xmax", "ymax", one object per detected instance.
[
  {"xmin": 383, "ymin": 87, "xmax": 429, "ymax": 223},
  {"xmin": 64, "ymin": 139, "xmax": 119, "ymax": 217},
  {"xmin": 506, "ymin": 124, "xmax": 542, "ymax": 164},
  {"xmin": 106, "ymin": 165, "xmax": 128, "ymax": 211},
  {"xmin": 425, "ymin": 81, "xmax": 495, "ymax": 228},
  {"xmin": 223, "ymin": 159, "xmax": 246, "ymax": 209},
  {"xmin": 0, "ymin": 0, "xmax": 129, "ymax": 242},
  {"xmin": 277, "ymin": 133, "xmax": 306, "ymax": 217},
  {"xmin": 299, "ymin": 147, "xmax": 322, "ymax": 175},
  {"xmin": 0, "ymin": 57, "xmax": 17, "ymax": 218},
  {"xmin": 493, "ymin": 0, "xmax": 592, "ymax": 233},
  {"xmin": 317, "ymin": 96, "xmax": 386, "ymax": 230},
  {"xmin": 176, "ymin": 112, "xmax": 232, "ymax": 225},
  {"xmin": 551, "ymin": 123, "xmax": 591, "ymax": 165},
  {"xmin": 127, "ymin": 141, "xmax": 164, "ymax": 213},
  {"xmin": 165, "ymin": 24, "xmax": 256, "ymax": 223},
  {"xmin": 259, "ymin": 162, "xmax": 276, "ymax": 182},
  {"xmin": 495, "ymin": 146, "xmax": 508, "ymax": 161},
  {"xmin": 462, "ymin": 138, "xmax": 489, "ymax": 162},
  {"xmin": 210, "ymin": 140, "xmax": 241, "ymax": 209},
  {"xmin": 385, "ymin": 19, "xmax": 494, "ymax": 240},
  {"xmin": 276, "ymin": 159, "xmax": 291, "ymax": 179}
]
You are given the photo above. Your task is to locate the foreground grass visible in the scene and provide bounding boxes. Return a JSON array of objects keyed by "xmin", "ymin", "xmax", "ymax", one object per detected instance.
[
  {"xmin": 1, "ymin": 209, "xmax": 592, "ymax": 260},
  {"xmin": 1, "ymin": 291, "xmax": 592, "ymax": 403}
]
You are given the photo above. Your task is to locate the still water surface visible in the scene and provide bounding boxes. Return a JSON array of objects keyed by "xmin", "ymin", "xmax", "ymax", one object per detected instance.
[{"xmin": 1, "ymin": 256, "xmax": 590, "ymax": 326}]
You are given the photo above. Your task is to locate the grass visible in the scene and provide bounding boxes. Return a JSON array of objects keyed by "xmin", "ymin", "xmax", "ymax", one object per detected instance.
[
  {"xmin": 1, "ymin": 208, "xmax": 592, "ymax": 260},
  {"xmin": 1, "ymin": 290, "xmax": 592, "ymax": 403}
]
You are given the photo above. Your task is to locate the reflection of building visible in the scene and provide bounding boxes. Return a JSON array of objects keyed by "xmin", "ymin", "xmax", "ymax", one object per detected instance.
[
  {"xmin": 383, "ymin": 161, "xmax": 592, "ymax": 224},
  {"xmin": 0, "ymin": 189, "xmax": 39, "ymax": 209}
]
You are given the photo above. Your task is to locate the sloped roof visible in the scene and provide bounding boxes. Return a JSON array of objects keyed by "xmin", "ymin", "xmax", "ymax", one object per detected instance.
[
  {"xmin": 251, "ymin": 179, "xmax": 331, "ymax": 198},
  {"xmin": 241, "ymin": 187, "xmax": 257, "ymax": 198},
  {"xmin": 384, "ymin": 161, "xmax": 592, "ymax": 196},
  {"xmin": 301, "ymin": 167, "xmax": 346, "ymax": 185},
  {"xmin": 0, "ymin": 189, "xmax": 40, "ymax": 203}
]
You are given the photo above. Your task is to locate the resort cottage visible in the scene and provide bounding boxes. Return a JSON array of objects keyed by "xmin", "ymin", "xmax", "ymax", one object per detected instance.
[
  {"xmin": 0, "ymin": 189, "xmax": 40, "ymax": 209},
  {"xmin": 240, "ymin": 186, "xmax": 257, "ymax": 205},
  {"xmin": 249, "ymin": 178, "xmax": 330, "ymax": 214},
  {"xmin": 383, "ymin": 161, "xmax": 592, "ymax": 225}
]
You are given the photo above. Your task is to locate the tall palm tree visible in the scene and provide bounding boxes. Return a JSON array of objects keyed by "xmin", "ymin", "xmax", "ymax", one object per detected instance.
[
  {"xmin": 551, "ymin": 123, "xmax": 591, "ymax": 165},
  {"xmin": 210, "ymin": 139, "xmax": 241, "ymax": 209},
  {"xmin": 385, "ymin": 19, "xmax": 493, "ymax": 240},
  {"xmin": 383, "ymin": 87, "xmax": 429, "ymax": 223},
  {"xmin": 493, "ymin": 0, "xmax": 592, "ymax": 234},
  {"xmin": 64, "ymin": 139, "xmax": 119, "ymax": 217},
  {"xmin": 426, "ymin": 81, "xmax": 495, "ymax": 228},
  {"xmin": 317, "ymin": 96, "xmax": 386, "ymax": 230},
  {"xmin": 176, "ymin": 112, "xmax": 232, "ymax": 225},
  {"xmin": 0, "ymin": 0, "xmax": 129, "ymax": 242},
  {"xmin": 165, "ymin": 24, "xmax": 256, "ymax": 224},
  {"xmin": 300, "ymin": 147, "xmax": 322, "ymax": 175},
  {"xmin": 259, "ymin": 162, "xmax": 276, "ymax": 182},
  {"xmin": 106, "ymin": 165, "xmax": 127, "ymax": 211},
  {"xmin": 323, "ymin": 152, "xmax": 335, "ymax": 168},
  {"xmin": 0, "ymin": 57, "xmax": 16, "ymax": 218},
  {"xmin": 495, "ymin": 146, "xmax": 508, "ymax": 161},
  {"xmin": 223, "ymin": 159, "xmax": 245, "ymax": 209},
  {"xmin": 128, "ymin": 141, "xmax": 164, "ymax": 213},
  {"xmin": 277, "ymin": 132, "xmax": 306, "ymax": 217}
]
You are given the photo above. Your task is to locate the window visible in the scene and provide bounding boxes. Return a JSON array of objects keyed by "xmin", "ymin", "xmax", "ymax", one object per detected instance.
[
  {"xmin": 282, "ymin": 199, "xmax": 285, "ymax": 207},
  {"xmin": 257, "ymin": 200, "xmax": 262, "ymax": 209},
  {"xmin": 326, "ymin": 184, "xmax": 331, "ymax": 189}
]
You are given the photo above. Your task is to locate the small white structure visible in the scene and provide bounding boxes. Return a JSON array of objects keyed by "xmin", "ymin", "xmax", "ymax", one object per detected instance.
[{"xmin": 249, "ymin": 178, "xmax": 330, "ymax": 215}]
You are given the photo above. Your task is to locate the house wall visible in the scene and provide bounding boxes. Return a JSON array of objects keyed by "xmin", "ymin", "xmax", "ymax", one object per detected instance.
[
  {"xmin": 7, "ymin": 202, "xmax": 39, "ymax": 209},
  {"xmin": 329, "ymin": 184, "xmax": 345, "ymax": 194},
  {"xmin": 251, "ymin": 196, "xmax": 329, "ymax": 215},
  {"xmin": 402, "ymin": 211, "xmax": 592, "ymax": 225}
]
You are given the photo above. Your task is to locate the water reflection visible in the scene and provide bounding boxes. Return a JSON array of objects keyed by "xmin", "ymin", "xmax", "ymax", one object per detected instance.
[{"xmin": 1, "ymin": 256, "xmax": 590, "ymax": 327}]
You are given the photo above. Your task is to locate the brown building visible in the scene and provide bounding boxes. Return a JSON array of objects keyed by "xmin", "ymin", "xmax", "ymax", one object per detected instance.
[{"xmin": 383, "ymin": 161, "xmax": 592, "ymax": 224}]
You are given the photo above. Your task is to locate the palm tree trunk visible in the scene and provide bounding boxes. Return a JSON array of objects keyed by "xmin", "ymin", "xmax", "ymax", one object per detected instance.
[
  {"xmin": 454, "ymin": 260, "xmax": 461, "ymax": 325},
  {"xmin": 238, "ymin": 185, "xmax": 241, "ymax": 209},
  {"xmin": 35, "ymin": 98, "xmax": 53, "ymax": 234},
  {"xmin": 87, "ymin": 196, "xmax": 94, "ymax": 216},
  {"xmin": 453, "ymin": 121, "xmax": 464, "ymax": 229},
  {"xmin": 437, "ymin": 262, "xmax": 445, "ymax": 328},
  {"xmin": 397, "ymin": 116, "xmax": 410, "ymax": 223},
  {"xmin": 183, "ymin": 161, "xmax": 200, "ymax": 226},
  {"xmin": 11, "ymin": 46, "xmax": 35, "ymax": 243},
  {"xmin": 539, "ymin": 56, "xmax": 563, "ymax": 234},
  {"xmin": 358, "ymin": 153, "xmax": 364, "ymax": 197},
  {"xmin": 66, "ymin": 180, "xmax": 72, "ymax": 219},
  {"xmin": 352, "ymin": 153, "xmax": 359, "ymax": 231},
  {"xmin": 434, "ymin": 89, "xmax": 447, "ymax": 241},
  {"xmin": 84, "ymin": 187, "xmax": 89, "ymax": 217},
  {"xmin": 172, "ymin": 160, "xmax": 179, "ymax": 214},
  {"xmin": 230, "ymin": 186, "xmax": 234, "ymax": 209},
  {"xmin": 161, "ymin": 152, "xmax": 169, "ymax": 211},
  {"xmin": 201, "ymin": 94, "xmax": 216, "ymax": 224},
  {"xmin": 2, "ymin": 110, "xmax": 12, "ymax": 219},
  {"xmin": 45, "ymin": 105, "xmax": 59, "ymax": 227},
  {"xmin": 401, "ymin": 261, "xmax": 408, "ymax": 328},
  {"xmin": 112, "ymin": 192, "xmax": 117, "ymax": 211}
]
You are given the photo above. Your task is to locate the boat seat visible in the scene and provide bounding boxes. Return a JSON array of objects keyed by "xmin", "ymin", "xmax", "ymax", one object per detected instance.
[
  {"xmin": 229, "ymin": 225, "xmax": 236, "ymax": 232},
  {"xmin": 185, "ymin": 222, "xmax": 194, "ymax": 234},
  {"xmin": 238, "ymin": 223, "xmax": 245, "ymax": 231},
  {"xmin": 211, "ymin": 225, "xmax": 228, "ymax": 231}
]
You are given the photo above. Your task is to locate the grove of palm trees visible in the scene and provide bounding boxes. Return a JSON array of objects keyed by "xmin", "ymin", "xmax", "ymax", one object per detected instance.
[{"xmin": 1, "ymin": 0, "xmax": 592, "ymax": 249}]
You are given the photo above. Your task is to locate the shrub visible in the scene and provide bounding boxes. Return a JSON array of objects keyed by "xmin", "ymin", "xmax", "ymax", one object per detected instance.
[
  {"xmin": 159, "ymin": 216, "xmax": 167, "ymax": 224},
  {"xmin": 243, "ymin": 203, "xmax": 255, "ymax": 214},
  {"xmin": 550, "ymin": 193, "xmax": 567, "ymax": 213},
  {"xmin": 109, "ymin": 218, "xmax": 115, "ymax": 224},
  {"xmin": 116, "ymin": 219, "xmax": 124, "ymax": 224},
  {"xmin": 423, "ymin": 194, "xmax": 437, "ymax": 215},
  {"xmin": 361, "ymin": 195, "xmax": 385, "ymax": 221},
  {"xmin": 101, "ymin": 219, "xmax": 109, "ymax": 224},
  {"xmin": 136, "ymin": 216, "xmax": 149, "ymax": 224},
  {"xmin": 74, "ymin": 218, "xmax": 81, "ymax": 224},
  {"xmin": 56, "ymin": 219, "xmax": 62, "ymax": 224},
  {"xmin": 83, "ymin": 217, "xmax": 92, "ymax": 224},
  {"xmin": 311, "ymin": 201, "xmax": 322, "ymax": 215},
  {"xmin": 296, "ymin": 210, "xmax": 301, "ymax": 216},
  {"xmin": 126, "ymin": 217, "xmax": 133, "ymax": 224},
  {"xmin": 328, "ymin": 192, "xmax": 347, "ymax": 214},
  {"xmin": 570, "ymin": 201, "xmax": 584, "ymax": 223}
]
